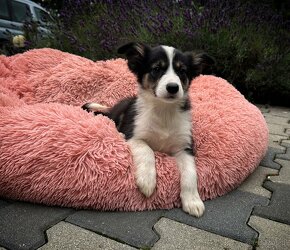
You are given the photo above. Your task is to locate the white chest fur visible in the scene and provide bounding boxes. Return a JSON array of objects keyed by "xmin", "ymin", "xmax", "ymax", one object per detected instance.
[{"xmin": 133, "ymin": 95, "xmax": 192, "ymax": 155}]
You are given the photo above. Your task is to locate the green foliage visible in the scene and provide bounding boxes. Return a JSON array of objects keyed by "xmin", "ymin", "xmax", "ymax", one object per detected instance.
[
  {"xmin": 194, "ymin": 23, "xmax": 290, "ymax": 105},
  {"xmin": 9, "ymin": 0, "xmax": 290, "ymax": 106}
]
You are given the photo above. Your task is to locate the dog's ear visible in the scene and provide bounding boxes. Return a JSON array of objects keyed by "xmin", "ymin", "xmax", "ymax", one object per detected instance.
[
  {"xmin": 118, "ymin": 42, "xmax": 148, "ymax": 75},
  {"xmin": 186, "ymin": 51, "xmax": 215, "ymax": 78}
]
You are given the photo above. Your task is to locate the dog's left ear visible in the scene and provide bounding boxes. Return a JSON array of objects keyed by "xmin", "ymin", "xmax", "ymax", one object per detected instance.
[
  {"xmin": 118, "ymin": 42, "xmax": 149, "ymax": 76},
  {"xmin": 186, "ymin": 52, "xmax": 215, "ymax": 78}
]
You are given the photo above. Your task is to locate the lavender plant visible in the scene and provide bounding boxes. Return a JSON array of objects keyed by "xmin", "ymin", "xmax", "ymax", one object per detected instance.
[{"xmin": 22, "ymin": 0, "xmax": 290, "ymax": 106}]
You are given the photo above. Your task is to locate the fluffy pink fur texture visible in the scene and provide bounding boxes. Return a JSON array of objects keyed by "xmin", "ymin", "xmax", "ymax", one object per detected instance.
[{"xmin": 0, "ymin": 49, "xmax": 268, "ymax": 211}]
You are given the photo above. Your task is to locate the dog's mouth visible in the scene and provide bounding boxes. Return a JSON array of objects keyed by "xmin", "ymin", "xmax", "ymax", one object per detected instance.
[
  {"xmin": 166, "ymin": 94, "xmax": 177, "ymax": 99},
  {"xmin": 164, "ymin": 95, "xmax": 178, "ymax": 102},
  {"xmin": 154, "ymin": 93, "xmax": 182, "ymax": 103}
]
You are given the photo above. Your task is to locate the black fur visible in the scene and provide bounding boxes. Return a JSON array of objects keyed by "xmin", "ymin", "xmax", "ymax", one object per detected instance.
[
  {"xmin": 82, "ymin": 98, "xmax": 137, "ymax": 140},
  {"xmin": 184, "ymin": 147, "xmax": 194, "ymax": 156},
  {"xmin": 184, "ymin": 136, "xmax": 196, "ymax": 156},
  {"xmin": 181, "ymin": 97, "xmax": 191, "ymax": 112},
  {"xmin": 83, "ymin": 43, "xmax": 214, "ymax": 144},
  {"xmin": 108, "ymin": 97, "xmax": 137, "ymax": 140},
  {"xmin": 81, "ymin": 103, "xmax": 92, "ymax": 112},
  {"xmin": 118, "ymin": 42, "xmax": 215, "ymax": 88}
]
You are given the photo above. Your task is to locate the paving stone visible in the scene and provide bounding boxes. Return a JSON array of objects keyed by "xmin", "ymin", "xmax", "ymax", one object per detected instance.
[
  {"xmin": 39, "ymin": 221, "xmax": 134, "ymax": 250},
  {"xmin": 253, "ymin": 181, "xmax": 290, "ymax": 225},
  {"xmin": 164, "ymin": 190, "xmax": 268, "ymax": 245},
  {"xmin": 66, "ymin": 210, "xmax": 164, "ymax": 248},
  {"xmin": 0, "ymin": 200, "xmax": 10, "ymax": 210},
  {"xmin": 238, "ymin": 166, "xmax": 278, "ymax": 198},
  {"xmin": 248, "ymin": 216, "xmax": 290, "ymax": 250},
  {"xmin": 280, "ymin": 139, "xmax": 290, "ymax": 147},
  {"xmin": 267, "ymin": 123, "xmax": 290, "ymax": 136},
  {"xmin": 269, "ymin": 159, "xmax": 290, "ymax": 185},
  {"xmin": 268, "ymin": 106, "xmax": 290, "ymax": 118},
  {"xmin": 263, "ymin": 113, "xmax": 290, "ymax": 125},
  {"xmin": 277, "ymin": 149, "xmax": 290, "ymax": 160},
  {"xmin": 268, "ymin": 134, "xmax": 288, "ymax": 149},
  {"xmin": 276, "ymin": 141, "xmax": 290, "ymax": 160},
  {"xmin": 152, "ymin": 218, "xmax": 251, "ymax": 250},
  {"xmin": 260, "ymin": 147, "xmax": 284, "ymax": 169},
  {"xmin": 0, "ymin": 201, "xmax": 73, "ymax": 250}
]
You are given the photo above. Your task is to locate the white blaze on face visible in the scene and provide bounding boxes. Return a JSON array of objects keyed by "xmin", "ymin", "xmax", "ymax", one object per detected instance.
[{"xmin": 155, "ymin": 46, "xmax": 184, "ymax": 100}]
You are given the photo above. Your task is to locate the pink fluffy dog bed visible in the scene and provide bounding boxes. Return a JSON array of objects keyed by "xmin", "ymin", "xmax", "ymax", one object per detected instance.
[{"xmin": 0, "ymin": 49, "xmax": 268, "ymax": 211}]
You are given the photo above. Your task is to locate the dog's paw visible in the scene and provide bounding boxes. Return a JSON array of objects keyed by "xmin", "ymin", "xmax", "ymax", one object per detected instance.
[
  {"xmin": 82, "ymin": 103, "xmax": 109, "ymax": 113},
  {"xmin": 82, "ymin": 103, "xmax": 92, "ymax": 112},
  {"xmin": 135, "ymin": 169, "xmax": 156, "ymax": 197},
  {"xmin": 182, "ymin": 196, "xmax": 205, "ymax": 217}
]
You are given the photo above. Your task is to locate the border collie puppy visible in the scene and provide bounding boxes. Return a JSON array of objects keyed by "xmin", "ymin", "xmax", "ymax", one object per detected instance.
[{"xmin": 83, "ymin": 42, "xmax": 214, "ymax": 217}]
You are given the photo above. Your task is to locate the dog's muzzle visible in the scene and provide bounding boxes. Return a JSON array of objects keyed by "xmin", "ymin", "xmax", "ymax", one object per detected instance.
[
  {"xmin": 165, "ymin": 82, "xmax": 180, "ymax": 99},
  {"xmin": 166, "ymin": 82, "xmax": 179, "ymax": 94}
]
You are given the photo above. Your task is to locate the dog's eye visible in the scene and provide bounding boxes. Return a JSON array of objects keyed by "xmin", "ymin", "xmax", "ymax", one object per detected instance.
[
  {"xmin": 151, "ymin": 66, "xmax": 161, "ymax": 74},
  {"xmin": 177, "ymin": 67, "xmax": 187, "ymax": 75}
]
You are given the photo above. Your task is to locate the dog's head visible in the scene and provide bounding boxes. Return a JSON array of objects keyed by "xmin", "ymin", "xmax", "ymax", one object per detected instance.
[{"xmin": 118, "ymin": 42, "xmax": 214, "ymax": 102}]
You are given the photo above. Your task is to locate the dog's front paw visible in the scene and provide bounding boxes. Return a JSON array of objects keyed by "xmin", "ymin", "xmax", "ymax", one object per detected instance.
[
  {"xmin": 135, "ymin": 167, "xmax": 156, "ymax": 197},
  {"xmin": 182, "ymin": 196, "xmax": 205, "ymax": 217}
]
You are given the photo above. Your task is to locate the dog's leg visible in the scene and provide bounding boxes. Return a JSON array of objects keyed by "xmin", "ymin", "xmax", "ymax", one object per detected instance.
[
  {"xmin": 128, "ymin": 138, "xmax": 156, "ymax": 197},
  {"xmin": 174, "ymin": 151, "xmax": 205, "ymax": 217}
]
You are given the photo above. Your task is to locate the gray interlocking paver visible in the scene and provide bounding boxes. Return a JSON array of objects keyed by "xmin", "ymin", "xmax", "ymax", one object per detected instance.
[
  {"xmin": 66, "ymin": 210, "xmax": 164, "ymax": 248},
  {"xmin": 253, "ymin": 181, "xmax": 290, "ymax": 225},
  {"xmin": 269, "ymin": 159, "xmax": 290, "ymax": 185},
  {"xmin": 0, "ymin": 202, "xmax": 73, "ymax": 250},
  {"xmin": 238, "ymin": 165, "xmax": 278, "ymax": 198},
  {"xmin": 260, "ymin": 147, "xmax": 284, "ymax": 169},
  {"xmin": 0, "ymin": 200, "xmax": 10, "ymax": 210},
  {"xmin": 276, "ymin": 141, "xmax": 290, "ymax": 160},
  {"xmin": 248, "ymin": 216, "xmax": 290, "ymax": 250},
  {"xmin": 267, "ymin": 123, "xmax": 290, "ymax": 136},
  {"xmin": 39, "ymin": 222, "xmax": 134, "ymax": 250},
  {"xmin": 268, "ymin": 107, "xmax": 290, "ymax": 118},
  {"xmin": 281, "ymin": 140, "xmax": 290, "ymax": 147},
  {"xmin": 268, "ymin": 134, "xmax": 288, "ymax": 149},
  {"xmin": 164, "ymin": 190, "xmax": 268, "ymax": 245},
  {"xmin": 263, "ymin": 113, "xmax": 290, "ymax": 125},
  {"xmin": 152, "ymin": 218, "xmax": 251, "ymax": 250}
]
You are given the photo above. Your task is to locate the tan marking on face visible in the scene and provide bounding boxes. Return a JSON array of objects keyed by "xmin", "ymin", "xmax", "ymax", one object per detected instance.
[
  {"xmin": 151, "ymin": 60, "xmax": 166, "ymax": 69},
  {"xmin": 182, "ymin": 79, "xmax": 189, "ymax": 91},
  {"xmin": 142, "ymin": 73, "xmax": 156, "ymax": 92},
  {"xmin": 174, "ymin": 60, "xmax": 187, "ymax": 71},
  {"xmin": 142, "ymin": 73, "xmax": 159, "ymax": 95},
  {"xmin": 173, "ymin": 61, "xmax": 189, "ymax": 89},
  {"xmin": 175, "ymin": 61, "xmax": 181, "ymax": 68},
  {"xmin": 143, "ymin": 74, "xmax": 151, "ymax": 90}
]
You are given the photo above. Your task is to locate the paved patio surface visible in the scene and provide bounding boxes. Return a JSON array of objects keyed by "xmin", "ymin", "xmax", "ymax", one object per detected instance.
[{"xmin": 1, "ymin": 105, "xmax": 290, "ymax": 249}]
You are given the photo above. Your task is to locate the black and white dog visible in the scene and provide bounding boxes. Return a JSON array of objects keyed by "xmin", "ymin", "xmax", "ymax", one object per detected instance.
[{"xmin": 83, "ymin": 42, "xmax": 214, "ymax": 217}]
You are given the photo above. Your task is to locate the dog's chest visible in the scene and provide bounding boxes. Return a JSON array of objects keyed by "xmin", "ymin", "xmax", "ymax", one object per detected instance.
[{"xmin": 134, "ymin": 108, "xmax": 192, "ymax": 154}]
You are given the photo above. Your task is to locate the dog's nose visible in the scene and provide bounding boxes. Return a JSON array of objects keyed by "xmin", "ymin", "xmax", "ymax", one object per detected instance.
[{"xmin": 166, "ymin": 83, "xmax": 179, "ymax": 94}]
